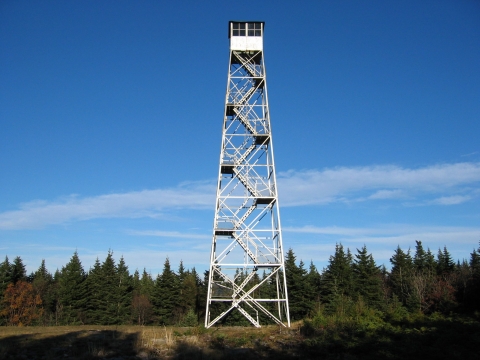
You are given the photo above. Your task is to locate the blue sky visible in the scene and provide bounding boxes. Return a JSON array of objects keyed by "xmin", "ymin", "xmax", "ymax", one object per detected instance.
[{"xmin": 1, "ymin": 0, "xmax": 479, "ymax": 275}]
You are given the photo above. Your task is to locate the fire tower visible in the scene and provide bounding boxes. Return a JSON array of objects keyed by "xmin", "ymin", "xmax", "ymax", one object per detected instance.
[{"xmin": 205, "ymin": 21, "xmax": 290, "ymax": 328}]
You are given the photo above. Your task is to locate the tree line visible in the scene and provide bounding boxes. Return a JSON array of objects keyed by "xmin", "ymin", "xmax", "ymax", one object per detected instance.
[{"xmin": 1, "ymin": 241, "xmax": 480, "ymax": 326}]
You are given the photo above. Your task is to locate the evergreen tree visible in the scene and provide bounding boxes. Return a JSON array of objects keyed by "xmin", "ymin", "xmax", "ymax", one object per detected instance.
[
  {"xmin": 0, "ymin": 256, "xmax": 11, "ymax": 294},
  {"xmin": 411, "ymin": 242, "xmax": 436, "ymax": 312},
  {"xmin": 285, "ymin": 249, "xmax": 313, "ymax": 320},
  {"xmin": 437, "ymin": 246, "xmax": 455, "ymax": 275},
  {"xmin": 306, "ymin": 261, "xmax": 321, "ymax": 312},
  {"xmin": 10, "ymin": 256, "xmax": 26, "ymax": 284},
  {"xmin": 131, "ymin": 268, "xmax": 154, "ymax": 325},
  {"xmin": 132, "ymin": 269, "xmax": 141, "ymax": 293},
  {"xmin": 152, "ymin": 258, "xmax": 180, "ymax": 324},
  {"xmin": 470, "ymin": 247, "xmax": 480, "ymax": 273},
  {"xmin": 413, "ymin": 241, "xmax": 427, "ymax": 271},
  {"xmin": 0, "ymin": 256, "xmax": 12, "ymax": 325},
  {"xmin": 389, "ymin": 246, "xmax": 414, "ymax": 307},
  {"xmin": 178, "ymin": 260, "xmax": 186, "ymax": 283},
  {"xmin": 84, "ymin": 258, "xmax": 103, "ymax": 324},
  {"xmin": 178, "ymin": 268, "xmax": 198, "ymax": 321},
  {"xmin": 140, "ymin": 268, "xmax": 154, "ymax": 297},
  {"xmin": 425, "ymin": 248, "xmax": 437, "ymax": 271},
  {"xmin": 58, "ymin": 251, "xmax": 86, "ymax": 324},
  {"xmin": 96, "ymin": 251, "xmax": 119, "ymax": 324},
  {"xmin": 193, "ymin": 268, "xmax": 206, "ymax": 322},
  {"xmin": 352, "ymin": 245, "xmax": 383, "ymax": 309},
  {"xmin": 178, "ymin": 260, "xmax": 190, "ymax": 318},
  {"xmin": 115, "ymin": 256, "xmax": 133, "ymax": 324},
  {"xmin": 321, "ymin": 244, "xmax": 354, "ymax": 312},
  {"xmin": 32, "ymin": 259, "xmax": 55, "ymax": 325}
]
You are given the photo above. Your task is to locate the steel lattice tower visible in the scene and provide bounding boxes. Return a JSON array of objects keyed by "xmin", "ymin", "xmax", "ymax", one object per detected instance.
[{"xmin": 205, "ymin": 21, "xmax": 290, "ymax": 328}]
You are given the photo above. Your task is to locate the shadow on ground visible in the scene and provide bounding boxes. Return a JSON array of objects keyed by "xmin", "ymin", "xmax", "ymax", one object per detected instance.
[
  {"xmin": 0, "ymin": 329, "xmax": 139, "ymax": 360},
  {"xmin": 0, "ymin": 327, "xmax": 304, "ymax": 360},
  {"xmin": 0, "ymin": 318, "xmax": 478, "ymax": 360}
]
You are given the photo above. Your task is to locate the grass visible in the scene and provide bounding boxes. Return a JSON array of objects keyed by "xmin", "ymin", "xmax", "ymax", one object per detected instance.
[
  {"xmin": 0, "ymin": 315, "xmax": 478, "ymax": 359},
  {"xmin": 0, "ymin": 324, "xmax": 302, "ymax": 359}
]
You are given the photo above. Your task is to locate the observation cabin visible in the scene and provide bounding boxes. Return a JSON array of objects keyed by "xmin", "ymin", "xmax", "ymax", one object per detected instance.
[{"xmin": 229, "ymin": 21, "xmax": 264, "ymax": 51}]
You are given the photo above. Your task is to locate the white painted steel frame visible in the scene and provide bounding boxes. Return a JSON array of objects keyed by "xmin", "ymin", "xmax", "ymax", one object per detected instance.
[{"xmin": 205, "ymin": 23, "xmax": 290, "ymax": 328}]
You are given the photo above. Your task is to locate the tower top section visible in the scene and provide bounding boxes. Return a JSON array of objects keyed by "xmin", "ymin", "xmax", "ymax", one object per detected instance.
[{"xmin": 228, "ymin": 21, "xmax": 264, "ymax": 51}]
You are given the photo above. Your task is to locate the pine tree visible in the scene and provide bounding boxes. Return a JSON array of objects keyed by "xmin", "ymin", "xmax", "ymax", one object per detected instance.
[
  {"xmin": 176, "ymin": 260, "xmax": 189, "ymax": 319},
  {"xmin": 285, "ymin": 249, "xmax": 313, "ymax": 320},
  {"xmin": 140, "ymin": 268, "xmax": 154, "ymax": 297},
  {"xmin": 306, "ymin": 261, "xmax": 321, "ymax": 312},
  {"xmin": 131, "ymin": 268, "xmax": 150, "ymax": 325},
  {"xmin": 97, "ymin": 251, "xmax": 119, "ymax": 325},
  {"xmin": 178, "ymin": 268, "xmax": 198, "ymax": 322},
  {"xmin": 0, "ymin": 256, "xmax": 12, "ymax": 325},
  {"xmin": 425, "ymin": 248, "xmax": 437, "ymax": 271},
  {"xmin": 321, "ymin": 244, "xmax": 354, "ymax": 312},
  {"xmin": 413, "ymin": 241, "xmax": 427, "ymax": 271},
  {"xmin": 411, "ymin": 242, "xmax": 436, "ymax": 312},
  {"xmin": 152, "ymin": 258, "xmax": 180, "ymax": 324},
  {"xmin": 115, "ymin": 256, "xmax": 133, "ymax": 324},
  {"xmin": 352, "ymin": 245, "xmax": 383, "ymax": 309},
  {"xmin": 437, "ymin": 246, "xmax": 455, "ymax": 275},
  {"xmin": 389, "ymin": 246, "xmax": 414, "ymax": 308},
  {"xmin": 0, "ymin": 256, "xmax": 11, "ymax": 294},
  {"xmin": 178, "ymin": 260, "xmax": 186, "ymax": 283},
  {"xmin": 58, "ymin": 251, "xmax": 86, "ymax": 324},
  {"xmin": 132, "ymin": 269, "xmax": 141, "ymax": 292},
  {"xmin": 470, "ymin": 247, "xmax": 480, "ymax": 274},
  {"xmin": 32, "ymin": 259, "xmax": 55, "ymax": 325},
  {"xmin": 10, "ymin": 256, "xmax": 26, "ymax": 284},
  {"xmin": 84, "ymin": 258, "xmax": 103, "ymax": 324},
  {"xmin": 192, "ymin": 268, "xmax": 206, "ymax": 322}
]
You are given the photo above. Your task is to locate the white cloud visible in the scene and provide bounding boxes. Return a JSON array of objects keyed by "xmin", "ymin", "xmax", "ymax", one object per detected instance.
[
  {"xmin": 128, "ymin": 230, "xmax": 210, "ymax": 239},
  {"xmin": 431, "ymin": 195, "xmax": 472, "ymax": 205},
  {"xmin": 0, "ymin": 182, "xmax": 215, "ymax": 230},
  {"xmin": 368, "ymin": 189, "xmax": 406, "ymax": 200},
  {"xmin": 1, "ymin": 162, "xmax": 479, "ymax": 230},
  {"xmin": 277, "ymin": 162, "xmax": 480, "ymax": 206},
  {"xmin": 284, "ymin": 224, "xmax": 480, "ymax": 242}
]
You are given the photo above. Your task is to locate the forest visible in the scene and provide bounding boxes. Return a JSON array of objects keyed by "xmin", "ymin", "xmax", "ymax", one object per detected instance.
[{"xmin": 1, "ymin": 240, "xmax": 480, "ymax": 328}]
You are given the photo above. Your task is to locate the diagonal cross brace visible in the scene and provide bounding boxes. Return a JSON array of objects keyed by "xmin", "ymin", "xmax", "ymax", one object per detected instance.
[{"xmin": 207, "ymin": 267, "xmax": 286, "ymax": 328}]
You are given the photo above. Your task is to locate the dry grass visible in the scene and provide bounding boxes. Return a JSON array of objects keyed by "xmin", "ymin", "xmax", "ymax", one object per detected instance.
[{"xmin": 0, "ymin": 323, "xmax": 303, "ymax": 359}]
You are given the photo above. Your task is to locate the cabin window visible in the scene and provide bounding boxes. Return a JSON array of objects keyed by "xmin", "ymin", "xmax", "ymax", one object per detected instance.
[
  {"xmin": 248, "ymin": 23, "xmax": 262, "ymax": 36},
  {"xmin": 232, "ymin": 23, "xmax": 246, "ymax": 36},
  {"xmin": 232, "ymin": 22, "xmax": 261, "ymax": 37}
]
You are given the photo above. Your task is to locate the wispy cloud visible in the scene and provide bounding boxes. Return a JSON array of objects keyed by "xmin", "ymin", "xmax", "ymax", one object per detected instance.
[
  {"xmin": 461, "ymin": 151, "xmax": 478, "ymax": 157},
  {"xmin": 284, "ymin": 224, "xmax": 480, "ymax": 244},
  {"xmin": 1, "ymin": 162, "xmax": 479, "ymax": 230},
  {"xmin": 0, "ymin": 182, "xmax": 215, "ymax": 230},
  {"xmin": 128, "ymin": 230, "xmax": 210, "ymax": 239},
  {"xmin": 277, "ymin": 162, "xmax": 480, "ymax": 206},
  {"xmin": 430, "ymin": 195, "xmax": 472, "ymax": 205}
]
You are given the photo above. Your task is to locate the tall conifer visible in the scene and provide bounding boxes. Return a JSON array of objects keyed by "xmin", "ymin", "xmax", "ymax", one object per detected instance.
[
  {"xmin": 285, "ymin": 249, "xmax": 313, "ymax": 320},
  {"xmin": 10, "ymin": 256, "xmax": 26, "ymax": 284},
  {"xmin": 437, "ymin": 246, "xmax": 455, "ymax": 274},
  {"xmin": 352, "ymin": 245, "xmax": 383, "ymax": 309},
  {"xmin": 321, "ymin": 244, "xmax": 354, "ymax": 308},
  {"xmin": 152, "ymin": 258, "xmax": 179, "ymax": 324},
  {"xmin": 58, "ymin": 251, "xmax": 86, "ymax": 324},
  {"xmin": 116, "ymin": 256, "xmax": 133, "ymax": 324},
  {"xmin": 389, "ymin": 246, "xmax": 414, "ymax": 308},
  {"xmin": 0, "ymin": 256, "xmax": 11, "ymax": 294}
]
